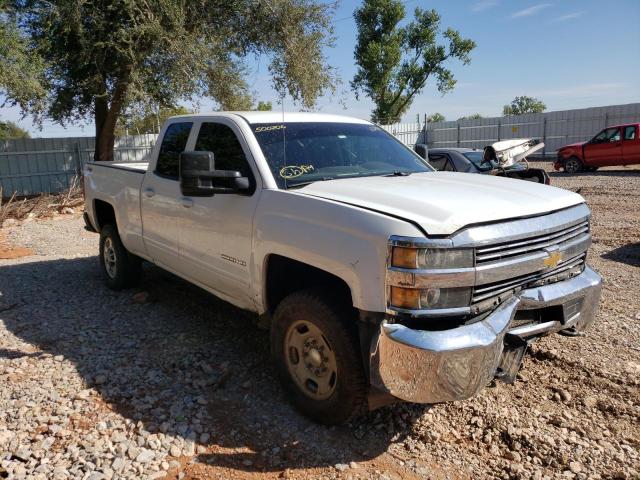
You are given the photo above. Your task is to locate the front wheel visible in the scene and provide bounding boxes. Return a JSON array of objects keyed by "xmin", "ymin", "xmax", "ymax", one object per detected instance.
[
  {"xmin": 271, "ymin": 289, "xmax": 367, "ymax": 424},
  {"xmin": 564, "ymin": 157, "xmax": 583, "ymax": 174},
  {"xmin": 99, "ymin": 224, "xmax": 142, "ymax": 290}
]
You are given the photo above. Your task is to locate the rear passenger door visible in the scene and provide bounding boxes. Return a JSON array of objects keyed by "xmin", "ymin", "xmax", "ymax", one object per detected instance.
[
  {"xmin": 140, "ymin": 121, "xmax": 193, "ymax": 271},
  {"xmin": 177, "ymin": 119, "xmax": 261, "ymax": 310},
  {"xmin": 622, "ymin": 125, "xmax": 640, "ymax": 165}
]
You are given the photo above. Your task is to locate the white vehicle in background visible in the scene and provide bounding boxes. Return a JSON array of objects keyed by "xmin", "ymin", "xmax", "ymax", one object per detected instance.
[
  {"xmin": 485, "ymin": 138, "xmax": 545, "ymax": 168},
  {"xmin": 83, "ymin": 112, "xmax": 602, "ymax": 424}
]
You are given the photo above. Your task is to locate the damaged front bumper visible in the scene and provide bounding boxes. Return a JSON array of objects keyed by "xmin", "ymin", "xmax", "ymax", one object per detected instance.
[{"xmin": 369, "ymin": 266, "xmax": 602, "ymax": 404}]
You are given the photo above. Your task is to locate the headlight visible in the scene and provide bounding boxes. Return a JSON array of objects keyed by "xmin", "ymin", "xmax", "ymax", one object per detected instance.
[
  {"xmin": 388, "ymin": 244, "xmax": 474, "ymax": 312},
  {"xmin": 391, "ymin": 247, "xmax": 473, "ymax": 269},
  {"xmin": 390, "ymin": 286, "xmax": 472, "ymax": 310}
]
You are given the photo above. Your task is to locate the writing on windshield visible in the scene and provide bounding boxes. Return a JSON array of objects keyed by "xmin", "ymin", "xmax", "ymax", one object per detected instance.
[{"xmin": 250, "ymin": 122, "xmax": 432, "ymax": 188}]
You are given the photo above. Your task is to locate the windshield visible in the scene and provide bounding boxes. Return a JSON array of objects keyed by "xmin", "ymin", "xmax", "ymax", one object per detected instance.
[
  {"xmin": 250, "ymin": 122, "xmax": 433, "ymax": 188},
  {"xmin": 463, "ymin": 151, "xmax": 496, "ymax": 171}
]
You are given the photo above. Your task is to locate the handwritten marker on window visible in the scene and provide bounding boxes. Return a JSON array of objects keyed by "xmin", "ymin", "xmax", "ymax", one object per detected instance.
[{"xmin": 280, "ymin": 165, "xmax": 314, "ymax": 179}]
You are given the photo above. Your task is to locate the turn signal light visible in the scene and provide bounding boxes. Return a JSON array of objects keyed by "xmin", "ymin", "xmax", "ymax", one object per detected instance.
[{"xmin": 391, "ymin": 247, "xmax": 417, "ymax": 269}]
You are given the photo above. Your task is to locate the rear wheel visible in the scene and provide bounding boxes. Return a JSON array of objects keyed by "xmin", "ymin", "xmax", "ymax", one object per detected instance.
[
  {"xmin": 564, "ymin": 157, "xmax": 583, "ymax": 174},
  {"xmin": 99, "ymin": 224, "xmax": 142, "ymax": 290},
  {"xmin": 271, "ymin": 289, "xmax": 367, "ymax": 424}
]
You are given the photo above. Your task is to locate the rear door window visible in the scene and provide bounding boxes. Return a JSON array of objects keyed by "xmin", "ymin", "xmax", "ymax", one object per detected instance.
[
  {"xmin": 155, "ymin": 122, "xmax": 193, "ymax": 178},
  {"xmin": 624, "ymin": 126, "xmax": 637, "ymax": 141}
]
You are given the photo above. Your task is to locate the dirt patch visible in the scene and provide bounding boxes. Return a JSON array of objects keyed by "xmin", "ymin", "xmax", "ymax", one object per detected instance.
[{"xmin": 0, "ymin": 231, "xmax": 33, "ymax": 259}]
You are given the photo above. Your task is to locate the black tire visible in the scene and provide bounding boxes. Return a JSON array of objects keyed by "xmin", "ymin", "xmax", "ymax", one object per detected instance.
[
  {"xmin": 564, "ymin": 157, "xmax": 583, "ymax": 174},
  {"xmin": 271, "ymin": 289, "xmax": 367, "ymax": 425},
  {"xmin": 99, "ymin": 223, "xmax": 142, "ymax": 290}
]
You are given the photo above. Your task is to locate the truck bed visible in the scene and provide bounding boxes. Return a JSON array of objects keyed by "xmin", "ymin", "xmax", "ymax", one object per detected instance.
[
  {"xmin": 87, "ymin": 161, "xmax": 149, "ymax": 173},
  {"xmin": 84, "ymin": 161, "xmax": 148, "ymax": 252}
]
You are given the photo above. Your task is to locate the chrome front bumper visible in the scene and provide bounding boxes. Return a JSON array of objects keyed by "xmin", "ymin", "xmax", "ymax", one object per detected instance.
[{"xmin": 369, "ymin": 266, "xmax": 602, "ymax": 404}]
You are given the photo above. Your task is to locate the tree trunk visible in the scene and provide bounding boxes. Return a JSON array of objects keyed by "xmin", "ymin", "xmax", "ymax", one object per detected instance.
[
  {"xmin": 94, "ymin": 95, "xmax": 110, "ymax": 161},
  {"xmin": 95, "ymin": 119, "xmax": 117, "ymax": 162},
  {"xmin": 93, "ymin": 77, "xmax": 129, "ymax": 162}
]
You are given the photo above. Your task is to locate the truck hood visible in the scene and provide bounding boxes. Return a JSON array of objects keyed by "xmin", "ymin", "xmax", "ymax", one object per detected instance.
[{"xmin": 297, "ymin": 172, "xmax": 584, "ymax": 235}]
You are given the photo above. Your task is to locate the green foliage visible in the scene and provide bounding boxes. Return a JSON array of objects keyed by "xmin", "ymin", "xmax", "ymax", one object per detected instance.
[
  {"xmin": 0, "ymin": 0, "xmax": 336, "ymax": 160},
  {"xmin": 115, "ymin": 100, "xmax": 274, "ymax": 136},
  {"xmin": 458, "ymin": 113, "xmax": 482, "ymax": 120},
  {"xmin": 426, "ymin": 112, "xmax": 445, "ymax": 123},
  {"xmin": 0, "ymin": 1, "xmax": 47, "ymax": 113},
  {"xmin": 0, "ymin": 120, "xmax": 30, "ymax": 139},
  {"xmin": 351, "ymin": 0, "xmax": 475, "ymax": 124},
  {"xmin": 256, "ymin": 101, "xmax": 273, "ymax": 111},
  {"xmin": 503, "ymin": 96, "xmax": 546, "ymax": 116},
  {"xmin": 115, "ymin": 106, "xmax": 191, "ymax": 136}
]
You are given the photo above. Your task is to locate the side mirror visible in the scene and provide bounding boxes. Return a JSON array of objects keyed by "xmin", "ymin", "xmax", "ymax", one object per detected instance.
[
  {"xmin": 179, "ymin": 151, "xmax": 250, "ymax": 197},
  {"xmin": 414, "ymin": 144, "xmax": 428, "ymax": 159}
]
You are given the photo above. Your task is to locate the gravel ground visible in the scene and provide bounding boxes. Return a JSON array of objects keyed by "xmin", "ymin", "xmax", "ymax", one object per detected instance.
[{"xmin": 0, "ymin": 165, "xmax": 638, "ymax": 480}]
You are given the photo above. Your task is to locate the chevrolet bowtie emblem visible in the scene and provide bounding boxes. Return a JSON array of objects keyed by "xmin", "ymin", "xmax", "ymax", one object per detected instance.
[{"xmin": 543, "ymin": 251, "xmax": 562, "ymax": 269}]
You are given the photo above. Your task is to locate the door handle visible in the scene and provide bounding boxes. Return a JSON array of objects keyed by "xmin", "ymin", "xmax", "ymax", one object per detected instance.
[
  {"xmin": 180, "ymin": 197, "xmax": 193, "ymax": 208},
  {"xmin": 143, "ymin": 188, "xmax": 155, "ymax": 198}
]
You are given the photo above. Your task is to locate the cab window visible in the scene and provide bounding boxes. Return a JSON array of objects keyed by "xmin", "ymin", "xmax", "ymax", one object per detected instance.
[
  {"xmin": 624, "ymin": 126, "xmax": 636, "ymax": 141},
  {"xmin": 155, "ymin": 122, "xmax": 193, "ymax": 178},
  {"xmin": 593, "ymin": 127, "xmax": 621, "ymax": 143},
  {"xmin": 194, "ymin": 122, "xmax": 252, "ymax": 178}
]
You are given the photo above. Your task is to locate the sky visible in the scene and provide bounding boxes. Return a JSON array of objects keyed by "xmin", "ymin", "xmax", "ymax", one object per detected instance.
[{"xmin": 1, "ymin": 0, "xmax": 639, "ymax": 137}]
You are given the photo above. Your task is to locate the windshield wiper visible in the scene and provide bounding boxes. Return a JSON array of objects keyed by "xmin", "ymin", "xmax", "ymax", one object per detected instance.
[
  {"xmin": 386, "ymin": 170, "xmax": 411, "ymax": 176},
  {"xmin": 286, "ymin": 177, "xmax": 335, "ymax": 189}
]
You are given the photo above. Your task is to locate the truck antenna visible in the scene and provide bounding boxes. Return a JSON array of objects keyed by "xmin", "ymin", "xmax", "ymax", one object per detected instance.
[{"xmin": 281, "ymin": 93, "xmax": 287, "ymax": 188}]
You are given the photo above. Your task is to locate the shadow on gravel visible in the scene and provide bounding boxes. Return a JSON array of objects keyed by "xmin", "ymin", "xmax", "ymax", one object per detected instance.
[
  {"xmin": 602, "ymin": 242, "xmax": 640, "ymax": 267},
  {"xmin": 0, "ymin": 256, "xmax": 418, "ymax": 473},
  {"xmin": 0, "ymin": 348, "xmax": 44, "ymax": 360}
]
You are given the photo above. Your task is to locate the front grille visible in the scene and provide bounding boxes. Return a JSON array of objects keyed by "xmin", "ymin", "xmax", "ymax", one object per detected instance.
[
  {"xmin": 475, "ymin": 219, "xmax": 589, "ymax": 264},
  {"xmin": 386, "ymin": 205, "xmax": 592, "ymax": 320},
  {"xmin": 472, "ymin": 254, "xmax": 586, "ymax": 313},
  {"xmin": 471, "ymin": 216, "xmax": 590, "ymax": 313}
]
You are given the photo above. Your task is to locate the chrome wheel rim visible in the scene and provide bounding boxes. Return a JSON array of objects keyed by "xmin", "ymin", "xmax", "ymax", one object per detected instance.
[
  {"xmin": 284, "ymin": 320, "xmax": 337, "ymax": 400},
  {"xmin": 103, "ymin": 237, "xmax": 117, "ymax": 278}
]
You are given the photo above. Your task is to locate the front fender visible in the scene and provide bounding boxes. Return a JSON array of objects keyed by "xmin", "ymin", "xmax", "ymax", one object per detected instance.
[{"xmin": 251, "ymin": 189, "xmax": 424, "ymax": 313}]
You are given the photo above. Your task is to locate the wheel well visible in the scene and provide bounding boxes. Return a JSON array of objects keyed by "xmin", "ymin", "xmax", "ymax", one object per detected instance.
[
  {"xmin": 265, "ymin": 255, "xmax": 353, "ymax": 314},
  {"xmin": 93, "ymin": 200, "xmax": 116, "ymax": 231}
]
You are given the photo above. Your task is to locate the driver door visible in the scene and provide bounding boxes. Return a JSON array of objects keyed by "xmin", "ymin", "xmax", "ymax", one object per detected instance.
[
  {"xmin": 584, "ymin": 127, "xmax": 622, "ymax": 167},
  {"xmin": 177, "ymin": 119, "xmax": 260, "ymax": 309}
]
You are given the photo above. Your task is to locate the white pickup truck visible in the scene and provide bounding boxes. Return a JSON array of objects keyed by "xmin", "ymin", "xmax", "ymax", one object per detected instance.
[{"xmin": 84, "ymin": 112, "xmax": 602, "ymax": 424}]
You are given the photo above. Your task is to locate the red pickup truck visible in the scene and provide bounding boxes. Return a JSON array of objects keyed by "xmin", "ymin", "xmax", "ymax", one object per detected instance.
[{"xmin": 555, "ymin": 123, "xmax": 640, "ymax": 173}]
